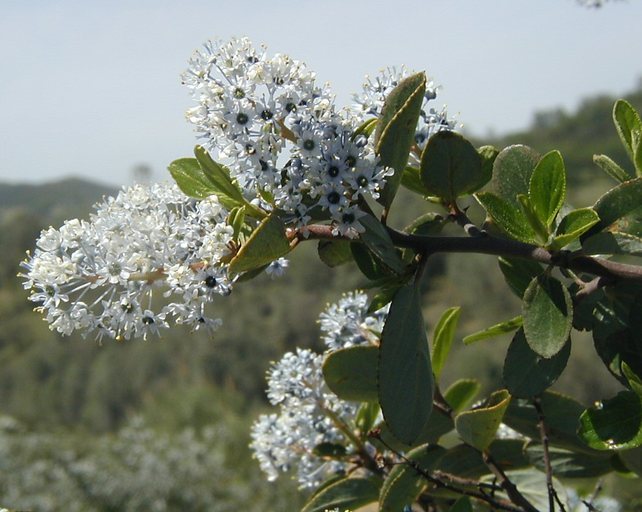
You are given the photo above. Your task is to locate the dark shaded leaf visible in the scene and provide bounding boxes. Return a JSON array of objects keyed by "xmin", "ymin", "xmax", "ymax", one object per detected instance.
[
  {"xmin": 379, "ymin": 284, "xmax": 434, "ymax": 444},
  {"xmin": 301, "ymin": 477, "xmax": 380, "ymax": 512},
  {"xmin": 359, "ymin": 214, "xmax": 404, "ymax": 275},
  {"xmin": 503, "ymin": 329, "xmax": 570, "ymax": 398},
  {"xmin": 498, "ymin": 257, "xmax": 543, "ymax": 299},
  {"xmin": 579, "ymin": 391, "xmax": 642, "ymax": 450},
  {"xmin": 420, "ymin": 131, "xmax": 485, "ymax": 201},
  {"xmin": 323, "ymin": 346, "xmax": 378, "ymax": 402},
  {"xmin": 318, "ymin": 239, "xmax": 353, "ymax": 267},
  {"xmin": 522, "ymin": 275, "xmax": 572, "ymax": 358}
]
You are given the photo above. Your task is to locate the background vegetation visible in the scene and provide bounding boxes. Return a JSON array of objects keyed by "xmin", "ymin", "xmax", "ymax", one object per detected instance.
[{"xmin": 1, "ymin": 85, "xmax": 641, "ymax": 510}]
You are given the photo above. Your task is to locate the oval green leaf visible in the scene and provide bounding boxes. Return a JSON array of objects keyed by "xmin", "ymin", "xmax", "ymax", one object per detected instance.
[
  {"xmin": 586, "ymin": 177, "xmax": 642, "ymax": 236},
  {"xmin": 375, "ymin": 72, "xmax": 426, "ymax": 208},
  {"xmin": 420, "ymin": 131, "xmax": 485, "ymax": 201},
  {"xmin": 323, "ymin": 345, "xmax": 378, "ymax": 402},
  {"xmin": 455, "ymin": 389, "xmax": 511, "ymax": 451},
  {"xmin": 551, "ymin": 207, "xmax": 600, "ymax": 249},
  {"xmin": 378, "ymin": 283, "xmax": 434, "ymax": 445},
  {"xmin": 579, "ymin": 391, "xmax": 642, "ymax": 450},
  {"xmin": 301, "ymin": 477, "xmax": 380, "ymax": 512},
  {"xmin": 582, "ymin": 231, "xmax": 642, "ymax": 256},
  {"xmin": 613, "ymin": 99, "xmax": 642, "ymax": 161},
  {"xmin": 463, "ymin": 316, "xmax": 523, "ymax": 345},
  {"xmin": 476, "ymin": 192, "xmax": 536, "ymax": 243},
  {"xmin": 488, "ymin": 145, "xmax": 540, "ymax": 207},
  {"xmin": 498, "ymin": 257, "xmax": 543, "ymax": 299},
  {"xmin": 431, "ymin": 306, "xmax": 461, "ymax": 379},
  {"xmin": 593, "ymin": 153, "xmax": 632, "ymax": 183},
  {"xmin": 379, "ymin": 445, "xmax": 445, "ymax": 512},
  {"xmin": 528, "ymin": 150, "xmax": 566, "ymax": 228},
  {"xmin": 444, "ymin": 379, "xmax": 481, "ymax": 413},
  {"xmin": 503, "ymin": 328, "xmax": 570, "ymax": 398},
  {"xmin": 168, "ymin": 157, "xmax": 216, "ymax": 199},
  {"xmin": 359, "ymin": 214, "xmax": 405, "ymax": 275},
  {"xmin": 522, "ymin": 275, "xmax": 573, "ymax": 358},
  {"xmin": 228, "ymin": 213, "xmax": 290, "ymax": 276}
]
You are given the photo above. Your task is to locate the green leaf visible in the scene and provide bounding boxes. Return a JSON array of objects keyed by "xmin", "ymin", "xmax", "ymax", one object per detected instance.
[
  {"xmin": 448, "ymin": 497, "xmax": 472, "ymax": 512},
  {"xmin": 379, "ymin": 283, "xmax": 434, "ymax": 445},
  {"xmin": 463, "ymin": 316, "xmax": 523, "ymax": 345},
  {"xmin": 582, "ymin": 231, "xmax": 642, "ymax": 256},
  {"xmin": 634, "ymin": 131, "xmax": 642, "ymax": 176},
  {"xmin": 522, "ymin": 275, "xmax": 573, "ymax": 358},
  {"xmin": 504, "ymin": 391, "xmax": 592, "ymax": 453},
  {"xmin": 355, "ymin": 402, "xmax": 380, "ymax": 434},
  {"xmin": 350, "ymin": 243, "xmax": 391, "ymax": 280},
  {"xmin": 379, "ymin": 445, "xmax": 445, "ymax": 512},
  {"xmin": 194, "ymin": 145, "xmax": 246, "ymax": 207},
  {"xmin": 476, "ymin": 192, "xmax": 536, "ymax": 243},
  {"xmin": 455, "ymin": 389, "xmax": 511, "ymax": 451},
  {"xmin": 300, "ymin": 477, "xmax": 380, "ymax": 512},
  {"xmin": 444, "ymin": 379, "xmax": 481, "ymax": 413},
  {"xmin": 401, "ymin": 165, "xmax": 431, "ymax": 196},
  {"xmin": 352, "ymin": 117, "xmax": 378, "ymax": 140},
  {"xmin": 432, "ymin": 440, "xmax": 529, "ymax": 480},
  {"xmin": 168, "ymin": 158, "xmax": 216, "ymax": 199},
  {"xmin": 593, "ymin": 153, "xmax": 632, "ymax": 183},
  {"xmin": 498, "ymin": 257, "xmax": 543, "ymax": 299},
  {"xmin": 367, "ymin": 284, "xmax": 402, "ymax": 314},
  {"xmin": 517, "ymin": 193, "xmax": 549, "ymax": 243},
  {"xmin": 586, "ymin": 177, "xmax": 642, "ymax": 236},
  {"xmin": 525, "ymin": 442, "xmax": 613, "ymax": 478},
  {"xmin": 488, "ymin": 145, "xmax": 541, "ymax": 207},
  {"xmin": 228, "ymin": 213, "xmax": 290, "ymax": 276},
  {"xmin": 622, "ymin": 362, "xmax": 642, "ymax": 398},
  {"xmin": 478, "ymin": 145, "xmax": 499, "ymax": 179},
  {"xmin": 431, "ymin": 306, "xmax": 461, "ymax": 379},
  {"xmin": 618, "ymin": 446, "xmax": 642, "ymax": 476},
  {"xmin": 579, "ymin": 391, "xmax": 642, "ymax": 450},
  {"xmin": 323, "ymin": 346, "xmax": 378, "ymax": 402},
  {"xmin": 613, "ymin": 99, "xmax": 642, "ymax": 162},
  {"xmin": 228, "ymin": 206, "xmax": 246, "ymax": 241},
  {"xmin": 503, "ymin": 328, "xmax": 570, "ymax": 398},
  {"xmin": 405, "ymin": 212, "xmax": 447, "ymax": 236},
  {"xmin": 528, "ymin": 150, "xmax": 566, "ymax": 228},
  {"xmin": 359, "ymin": 215, "xmax": 405, "ymax": 275},
  {"xmin": 313, "ymin": 442, "xmax": 347, "ymax": 458},
  {"xmin": 480, "ymin": 470, "xmax": 568, "ymax": 510},
  {"xmin": 317, "ymin": 239, "xmax": 353, "ymax": 267},
  {"xmin": 420, "ymin": 131, "xmax": 485, "ymax": 201},
  {"xmin": 551, "ymin": 207, "xmax": 600, "ymax": 249},
  {"xmin": 375, "ymin": 72, "xmax": 426, "ymax": 208}
]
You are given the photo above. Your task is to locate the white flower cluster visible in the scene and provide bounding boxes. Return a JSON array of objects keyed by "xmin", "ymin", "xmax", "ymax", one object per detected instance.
[
  {"xmin": 182, "ymin": 37, "xmax": 394, "ymax": 237},
  {"xmin": 21, "ymin": 183, "xmax": 234, "ymax": 341},
  {"xmin": 251, "ymin": 291, "xmax": 388, "ymax": 488},
  {"xmin": 319, "ymin": 290, "xmax": 389, "ymax": 351},
  {"xmin": 353, "ymin": 66, "xmax": 457, "ymax": 156},
  {"xmin": 250, "ymin": 348, "xmax": 357, "ymax": 488}
]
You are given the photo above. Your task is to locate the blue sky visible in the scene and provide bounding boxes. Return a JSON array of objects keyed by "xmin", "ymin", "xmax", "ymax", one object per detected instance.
[{"xmin": 1, "ymin": 0, "xmax": 641, "ymax": 186}]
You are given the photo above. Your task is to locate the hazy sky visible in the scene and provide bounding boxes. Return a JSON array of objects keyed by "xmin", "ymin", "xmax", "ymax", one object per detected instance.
[{"xmin": 1, "ymin": 0, "xmax": 641, "ymax": 186}]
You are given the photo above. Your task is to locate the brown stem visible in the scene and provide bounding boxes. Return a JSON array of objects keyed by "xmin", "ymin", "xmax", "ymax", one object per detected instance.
[
  {"xmin": 482, "ymin": 452, "xmax": 539, "ymax": 512},
  {"xmin": 533, "ymin": 397, "xmax": 560, "ymax": 512},
  {"xmin": 370, "ymin": 431, "xmax": 528, "ymax": 512},
  {"xmin": 295, "ymin": 224, "xmax": 642, "ymax": 283}
]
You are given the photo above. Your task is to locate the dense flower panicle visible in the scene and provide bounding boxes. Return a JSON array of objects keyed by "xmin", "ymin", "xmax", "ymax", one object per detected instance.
[
  {"xmin": 181, "ymin": 37, "xmax": 393, "ymax": 237},
  {"xmin": 21, "ymin": 183, "xmax": 234, "ymax": 341},
  {"xmin": 251, "ymin": 292, "xmax": 388, "ymax": 487},
  {"xmin": 250, "ymin": 348, "xmax": 357, "ymax": 488},
  {"xmin": 318, "ymin": 291, "xmax": 389, "ymax": 351}
]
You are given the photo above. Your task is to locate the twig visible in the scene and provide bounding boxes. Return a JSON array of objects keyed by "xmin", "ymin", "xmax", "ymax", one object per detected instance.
[
  {"xmin": 482, "ymin": 452, "xmax": 539, "ymax": 512},
  {"xmin": 370, "ymin": 430, "xmax": 527, "ymax": 512},
  {"xmin": 533, "ymin": 397, "xmax": 566, "ymax": 512},
  {"xmin": 294, "ymin": 224, "xmax": 642, "ymax": 283},
  {"xmin": 448, "ymin": 203, "xmax": 486, "ymax": 238}
]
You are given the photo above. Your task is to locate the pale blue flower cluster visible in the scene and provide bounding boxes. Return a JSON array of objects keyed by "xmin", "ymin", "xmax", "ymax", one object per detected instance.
[{"xmin": 250, "ymin": 291, "xmax": 388, "ymax": 488}]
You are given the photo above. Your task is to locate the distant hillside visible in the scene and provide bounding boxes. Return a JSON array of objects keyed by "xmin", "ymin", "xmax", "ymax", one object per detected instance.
[{"xmin": 0, "ymin": 177, "xmax": 116, "ymax": 224}]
